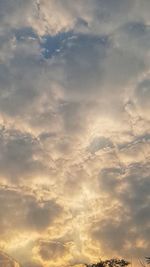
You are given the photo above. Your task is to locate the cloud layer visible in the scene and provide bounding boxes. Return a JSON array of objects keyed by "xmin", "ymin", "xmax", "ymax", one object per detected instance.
[{"xmin": 0, "ymin": 1, "xmax": 150, "ymax": 267}]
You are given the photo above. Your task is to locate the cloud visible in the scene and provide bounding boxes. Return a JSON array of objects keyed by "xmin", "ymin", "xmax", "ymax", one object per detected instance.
[
  {"xmin": 0, "ymin": 250, "xmax": 21, "ymax": 267},
  {"xmin": 88, "ymin": 137, "xmax": 114, "ymax": 154},
  {"xmin": 38, "ymin": 240, "xmax": 68, "ymax": 261},
  {"xmin": 27, "ymin": 200, "xmax": 63, "ymax": 231},
  {"xmin": 0, "ymin": 126, "xmax": 51, "ymax": 182},
  {"xmin": 0, "ymin": 187, "xmax": 63, "ymax": 237},
  {"xmin": 91, "ymin": 162, "xmax": 150, "ymax": 258},
  {"xmin": 0, "ymin": 0, "xmax": 150, "ymax": 266}
]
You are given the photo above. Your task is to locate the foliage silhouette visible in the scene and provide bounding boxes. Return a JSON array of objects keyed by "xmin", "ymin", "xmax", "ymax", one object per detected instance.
[{"xmin": 85, "ymin": 258, "xmax": 130, "ymax": 267}]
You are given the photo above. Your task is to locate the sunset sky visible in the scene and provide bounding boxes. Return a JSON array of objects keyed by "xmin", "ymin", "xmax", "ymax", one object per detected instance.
[{"xmin": 0, "ymin": 1, "xmax": 150, "ymax": 267}]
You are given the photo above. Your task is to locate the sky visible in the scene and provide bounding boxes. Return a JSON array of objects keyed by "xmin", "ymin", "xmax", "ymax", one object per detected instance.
[{"xmin": 0, "ymin": 0, "xmax": 150, "ymax": 267}]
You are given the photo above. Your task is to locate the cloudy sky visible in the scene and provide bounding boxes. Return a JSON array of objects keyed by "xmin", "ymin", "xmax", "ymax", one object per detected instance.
[{"xmin": 0, "ymin": 0, "xmax": 150, "ymax": 267}]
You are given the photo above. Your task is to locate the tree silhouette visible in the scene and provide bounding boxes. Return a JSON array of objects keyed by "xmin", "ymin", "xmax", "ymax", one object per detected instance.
[{"xmin": 86, "ymin": 258, "xmax": 130, "ymax": 267}]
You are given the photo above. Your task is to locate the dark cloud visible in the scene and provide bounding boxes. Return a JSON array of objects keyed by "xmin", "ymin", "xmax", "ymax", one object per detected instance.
[
  {"xmin": 135, "ymin": 79, "xmax": 150, "ymax": 113},
  {"xmin": 0, "ymin": 126, "xmax": 50, "ymax": 182},
  {"xmin": 92, "ymin": 162, "xmax": 150, "ymax": 257},
  {"xmin": 61, "ymin": 33, "xmax": 109, "ymax": 100},
  {"xmin": 24, "ymin": 262, "xmax": 43, "ymax": 267},
  {"xmin": 0, "ymin": 40, "xmax": 44, "ymax": 117},
  {"xmin": 38, "ymin": 240, "xmax": 68, "ymax": 261},
  {"xmin": 88, "ymin": 137, "xmax": 113, "ymax": 154},
  {"xmin": 27, "ymin": 200, "xmax": 62, "ymax": 231},
  {"xmin": 0, "ymin": 187, "xmax": 63, "ymax": 234}
]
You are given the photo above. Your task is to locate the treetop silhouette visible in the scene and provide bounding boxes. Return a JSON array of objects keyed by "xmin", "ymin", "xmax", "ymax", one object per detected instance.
[{"xmin": 86, "ymin": 258, "xmax": 130, "ymax": 267}]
